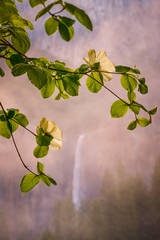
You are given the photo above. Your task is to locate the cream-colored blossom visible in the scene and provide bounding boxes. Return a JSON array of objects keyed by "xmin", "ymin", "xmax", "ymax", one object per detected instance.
[
  {"xmin": 39, "ymin": 118, "xmax": 62, "ymax": 150},
  {"xmin": 83, "ymin": 49, "xmax": 115, "ymax": 82}
]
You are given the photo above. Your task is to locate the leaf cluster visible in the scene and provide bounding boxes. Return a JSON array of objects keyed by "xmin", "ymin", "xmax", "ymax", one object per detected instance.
[
  {"xmin": 109, "ymin": 66, "xmax": 157, "ymax": 130},
  {"xmin": 30, "ymin": 0, "xmax": 92, "ymax": 41},
  {"xmin": 0, "ymin": 108, "xmax": 28, "ymax": 138},
  {"xmin": 20, "ymin": 162, "xmax": 56, "ymax": 192}
]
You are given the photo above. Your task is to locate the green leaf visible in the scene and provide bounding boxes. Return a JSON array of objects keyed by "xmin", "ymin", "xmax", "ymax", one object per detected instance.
[
  {"xmin": 58, "ymin": 22, "xmax": 74, "ymax": 41},
  {"xmin": 128, "ymin": 91, "xmax": 136, "ymax": 103},
  {"xmin": 27, "ymin": 66, "xmax": 48, "ymax": 89},
  {"xmin": 37, "ymin": 162, "xmax": 44, "ymax": 174},
  {"xmin": 86, "ymin": 72, "xmax": 102, "ymax": 93},
  {"xmin": 65, "ymin": 2, "xmax": 92, "ymax": 30},
  {"xmin": 35, "ymin": 3, "xmax": 56, "ymax": 21},
  {"xmin": 137, "ymin": 118, "xmax": 151, "ymax": 127},
  {"xmin": 40, "ymin": 174, "xmax": 51, "ymax": 186},
  {"xmin": 127, "ymin": 120, "xmax": 137, "ymax": 130},
  {"xmin": 0, "ymin": 67, "xmax": 5, "ymax": 77},
  {"xmin": 115, "ymin": 65, "xmax": 131, "ymax": 73},
  {"xmin": 36, "ymin": 134, "xmax": 53, "ymax": 146},
  {"xmin": 0, "ymin": 118, "xmax": 19, "ymax": 134},
  {"xmin": 64, "ymin": 2, "xmax": 76, "ymax": 15},
  {"xmin": 41, "ymin": 77, "xmax": 55, "ymax": 98},
  {"xmin": 91, "ymin": 62, "xmax": 100, "ymax": 70},
  {"xmin": 129, "ymin": 68, "xmax": 140, "ymax": 74},
  {"xmin": 59, "ymin": 16, "xmax": 75, "ymax": 27},
  {"xmin": 9, "ymin": 120, "xmax": 19, "ymax": 133},
  {"xmin": 149, "ymin": 107, "xmax": 157, "ymax": 115},
  {"xmin": 76, "ymin": 64, "xmax": 90, "ymax": 73},
  {"xmin": 44, "ymin": 17, "xmax": 59, "ymax": 36},
  {"xmin": 11, "ymin": 31, "xmax": 30, "ymax": 54},
  {"xmin": 34, "ymin": 145, "xmax": 49, "ymax": 158},
  {"xmin": 20, "ymin": 173, "xmax": 40, "ymax": 192},
  {"xmin": 0, "ymin": 114, "xmax": 6, "ymax": 121},
  {"xmin": 121, "ymin": 74, "xmax": 137, "ymax": 91},
  {"xmin": 0, "ymin": 121, "xmax": 11, "ymax": 138},
  {"xmin": 62, "ymin": 75, "xmax": 80, "ymax": 96},
  {"xmin": 110, "ymin": 100, "xmax": 129, "ymax": 118},
  {"xmin": 7, "ymin": 109, "xmax": 16, "ymax": 119},
  {"xmin": 51, "ymin": 61, "xmax": 74, "ymax": 74},
  {"xmin": 138, "ymin": 83, "xmax": 148, "ymax": 94},
  {"xmin": 21, "ymin": 19, "xmax": 34, "ymax": 30},
  {"xmin": 138, "ymin": 78, "xmax": 145, "ymax": 84},
  {"xmin": 10, "ymin": 54, "xmax": 24, "ymax": 66},
  {"xmin": 12, "ymin": 63, "xmax": 29, "ymax": 76},
  {"xmin": 7, "ymin": 108, "xmax": 19, "ymax": 115},
  {"xmin": 56, "ymin": 79, "xmax": 64, "ymax": 92},
  {"xmin": 48, "ymin": 176, "xmax": 57, "ymax": 185},
  {"xmin": 129, "ymin": 104, "xmax": 140, "ymax": 115},
  {"xmin": 29, "ymin": 0, "xmax": 47, "ymax": 8},
  {"xmin": 13, "ymin": 113, "xmax": 29, "ymax": 127},
  {"xmin": 0, "ymin": 2, "xmax": 19, "ymax": 23},
  {"xmin": 36, "ymin": 127, "xmax": 44, "ymax": 135},
  {"xmin": 74, "ymin": 8, "xmax": 92, "ymax": 31},
  {"xmin": 61, "ymin": 92, "xmax": 70, "ymax": 99},
  {"xmin": 54, "ymin": 93, "xmax": 61, "ymax": 100},
  {"xmin": 115, "ymin": 65, "xmax": 140, "ymax": 74},
  {"xmin": 133, "ymin": 101, "xmax": 148, "ymax": 113}
]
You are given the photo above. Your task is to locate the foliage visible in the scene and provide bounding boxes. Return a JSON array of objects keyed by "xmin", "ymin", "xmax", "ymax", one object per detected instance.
[
  {"xmin": 0, "ymin": 0, "xmax": 157, "ymax": 192},
  {"xmin": 20, "ymin": 162, "xmax": 56, "ymax": 192}
]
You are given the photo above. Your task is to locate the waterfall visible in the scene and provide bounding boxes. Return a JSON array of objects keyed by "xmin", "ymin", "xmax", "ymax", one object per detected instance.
[{"xmin": 72, "ymin": 134, "xmax": 85, "ymax": 210}]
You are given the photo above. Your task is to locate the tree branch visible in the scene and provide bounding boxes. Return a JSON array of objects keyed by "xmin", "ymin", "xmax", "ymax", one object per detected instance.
[
  {"xmin": 0, "ymin": 102, "xmax": 37, "ymax": 175},
  {"xmin": 11, "ymin": 118, "xmax": 37, "ymax": 137},
  {"xmin": 85, "ymin": 73, "xmax": 130, "ymax": 106}
]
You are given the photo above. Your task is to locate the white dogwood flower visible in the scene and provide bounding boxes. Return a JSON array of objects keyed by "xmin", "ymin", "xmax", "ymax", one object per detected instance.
[
  {"xmin": 83, "ymin": 49, "xmax": 115, "ymax": 81},
  {"xmin": 39, "ymin": 118, "xmax": 62, "ymax": 150}
]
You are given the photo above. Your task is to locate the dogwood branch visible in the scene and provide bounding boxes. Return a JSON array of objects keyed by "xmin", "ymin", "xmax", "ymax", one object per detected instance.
[{"xmin": 0, "ymin": 102, "xmax": 37, "ymax": 175}]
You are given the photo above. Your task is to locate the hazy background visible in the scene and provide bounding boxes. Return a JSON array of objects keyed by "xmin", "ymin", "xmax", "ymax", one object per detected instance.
[{"xmin": 0, "ymin": 0, "xmax": 160, "ymax": 239}]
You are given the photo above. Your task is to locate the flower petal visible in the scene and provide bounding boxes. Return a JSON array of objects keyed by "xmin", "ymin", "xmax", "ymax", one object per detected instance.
[
  {"xmin": 83, "ymin": 57, "xmax": 90, "ymax": 65},
  {"xmin": 88, "ymin": 49, "xmax": 96, "ymax": 65},
  {"xmin": 40, "ymin": 118, "xmax": 48, "ymax": 132},
  {"xmin": 50, "ymin": 126, "xmax": 62, "ymax": 140},
  {"xmin": 102, "ymin": 72, "xmax": 113, "ymax": 81},
  {"xmin": 47, "ymin": 120, "xmax": 56, "ymax": 133},
  {"xmin": 50, "ymin": 138, "xmax": 62, "ymax": 150},
  {"xmin": 96, "ymin": 50, "xmax": 107, "ymax": 60},
  {"xmin": 38, "ymin": 118, "xmax": 63, "ymax": 150}
]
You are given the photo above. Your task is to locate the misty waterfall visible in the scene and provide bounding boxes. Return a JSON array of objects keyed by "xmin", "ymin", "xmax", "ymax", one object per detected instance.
[{"xmin": 72, "ymin": 134, "xmax": 85, "ymax": 210}]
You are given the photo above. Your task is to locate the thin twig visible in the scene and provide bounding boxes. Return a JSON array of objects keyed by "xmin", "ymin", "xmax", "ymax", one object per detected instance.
[
  {"xmin": 0, "ymin": 102, "xmax": 37, "ymax": 175},
  {"xmin": 93, "ymin": 69, "xmax": 129, "ymax": 75},
  {"xmin": 50, "ymin": 66, "xmax": 130, "ymax": 105},
  {"xmin": 48, "ymin": 67, "xmax": 92, "ymax": 75},
  {"xmin": 10, "ymin": 118, "xmax": 37, "ymax": 137},
  {"xmin": 10, "ymin": 133, "xmax": 37, "ymax": 175},
  {"xmin": 0, "ymin": 54, "xmax": 10, "ymax": 59},
  {"xmin": 85, "ymin": 73, "xmax": 130, "ymax": 106},
  {"xmin": 53, "ymin": 6, "xmax": 66, "ymax": 16},
  {"xmin": 0, "ymin": 38, "xmax": 27, "ymax": 58}
]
